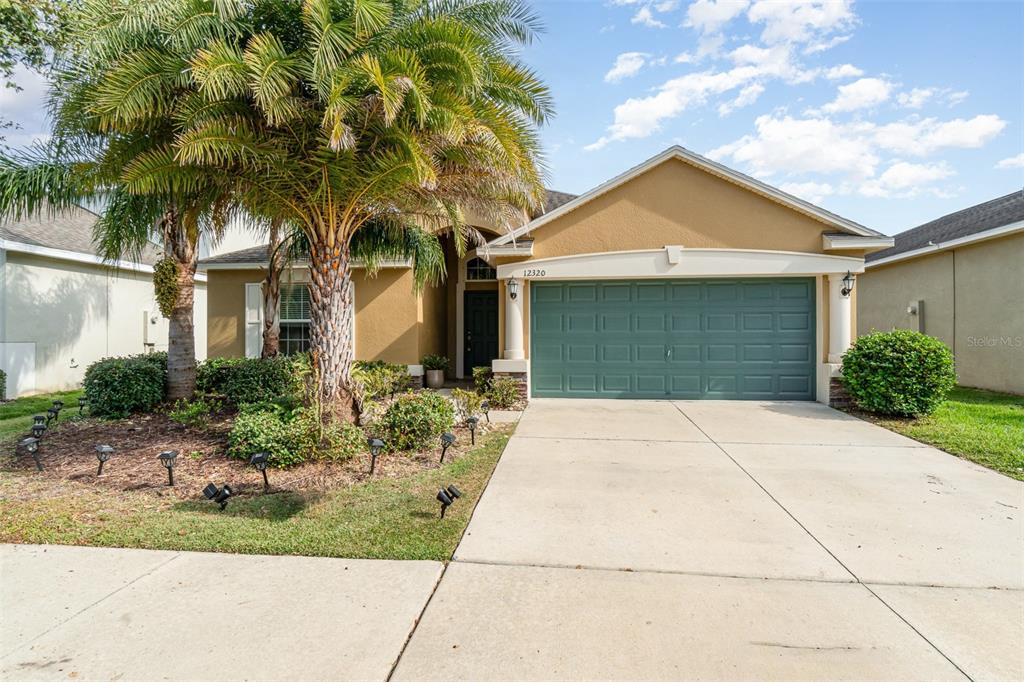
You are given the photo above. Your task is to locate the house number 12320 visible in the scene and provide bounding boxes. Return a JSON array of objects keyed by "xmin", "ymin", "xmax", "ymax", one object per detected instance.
[{"xmin": 523, "ymin": 269, "xmax": 547, "ymax": 277}]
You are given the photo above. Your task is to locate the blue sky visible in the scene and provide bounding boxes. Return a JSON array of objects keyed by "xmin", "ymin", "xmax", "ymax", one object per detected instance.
[
  {"xmin": 1, "ymin": 0, "xmax": 1021, "ymax": 235},
  {"xmin": 521, "ymin": 0, "xmax": 1023, "ymax": 234}
]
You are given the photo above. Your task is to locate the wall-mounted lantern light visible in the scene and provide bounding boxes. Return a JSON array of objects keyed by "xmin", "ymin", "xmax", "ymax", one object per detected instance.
[
  {"xmin": 250, "ymin": 452, "xmax": 270, "ymax": 490},
  {"xmin": 440, "ymin": 432, "xmax": 456, "ymax": 463},
  {"xmin": 841, "ymin": 271, "xmax": 855, "ymax": 297},
  {"xmin": 367, "ymin": 438, "xmax": 385, "ymax": 475},
  {"xmin": 507, "ymin": 277, "xmax": 520, "ymax": 300},
  {"xmin": 95, "ymin": 444, "xmax": 113, "ymax": 476},
  {"xmin": 157, "ymin": 450, "xmax": 178, "ymax": 486}
]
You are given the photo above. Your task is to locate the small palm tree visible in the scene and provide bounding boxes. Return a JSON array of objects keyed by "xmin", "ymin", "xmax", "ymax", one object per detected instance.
[{"xmin": 175, "ymin": 0, "xmax": 552, "ymax": 419}]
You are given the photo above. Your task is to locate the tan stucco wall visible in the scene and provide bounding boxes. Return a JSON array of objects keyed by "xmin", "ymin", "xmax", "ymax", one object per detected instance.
[
  {"xmin": 206, "ymin": 266, "xmax": 432, "ymax": 365},
  {"xmin": 530, "ymin": 158, "xmax": 837, "ymax": 259},
  {"xmin": 857, "ymin": 232, "xmax": 1024, "ymax": 394},
  {"xmin": 3, "ymin": 252, "xmax": 207, "ymax": 396}
]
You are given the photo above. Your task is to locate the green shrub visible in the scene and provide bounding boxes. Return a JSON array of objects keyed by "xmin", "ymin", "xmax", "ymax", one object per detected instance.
[
  {"xmin": 228, "ymin": 404, "xmax": 365, "ymax": 467},
  {"xmin": 487, "ymin": 376, "xmax": 521, "ymax": 409},
  {"xmin": 472, "ymin": 366, "xmax": 493, "ymax": 393},
  {"xmin": 196, "ymin": 355, "xmax": 305, "ymax": 405},
  {"xmin": 451, "ymin": 387, "xmax": 483, "ymax": 423},
  {"xmin": 842, "ymin": 329, "xmax": 956, "ymax": 417},
  {"xmin": 378, "ymin": 391, "xmax": 454, "ymax": 451},
  {"xmin": 422, "ymin": 354, "xmax": 449, "ymax": 371},
  {"xmin": 84, "ymin": 352, "xmax": 166, "ymax": 417},
  {"xmin": 352, "ymin": 361, "xmax": 411, "ymax": 400},
  {"xmin": 168, "ymin": 397, "xmax": 220, "ymax": 428}
]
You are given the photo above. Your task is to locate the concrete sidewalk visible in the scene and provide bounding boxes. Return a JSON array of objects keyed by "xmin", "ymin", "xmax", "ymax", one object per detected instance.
[{"xmin": 1, "ymin": 544, "xmax": 442, "ymax": 681}]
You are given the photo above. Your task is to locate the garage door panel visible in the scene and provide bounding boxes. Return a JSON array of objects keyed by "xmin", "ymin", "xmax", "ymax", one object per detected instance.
[{"xmin": 531, "ymin": 279, "xmax": 815, "ymax": 400}]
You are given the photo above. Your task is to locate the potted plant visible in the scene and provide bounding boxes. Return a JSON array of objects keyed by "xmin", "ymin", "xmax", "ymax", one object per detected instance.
[{"xmin": 422, "ymin": 355, "xmax": 449, "ymax": 389}]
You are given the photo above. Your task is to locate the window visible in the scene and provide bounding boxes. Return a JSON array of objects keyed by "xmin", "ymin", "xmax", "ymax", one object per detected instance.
[
  {"xmin": 279, "ymin": 284, "xmax": 311, "ymax": 356},
  {"xmin": 466, "ymin": 257, "xmax": 496, "ymax": 281}
]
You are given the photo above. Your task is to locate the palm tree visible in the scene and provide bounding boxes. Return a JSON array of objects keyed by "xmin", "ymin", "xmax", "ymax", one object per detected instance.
[
  {"xmin": 0, "ymin": 0, "xmax": 250, "ymax": 399},
  {"xmin": 175, "ymin": 0, "xmax": 551, "ymax": 419}
]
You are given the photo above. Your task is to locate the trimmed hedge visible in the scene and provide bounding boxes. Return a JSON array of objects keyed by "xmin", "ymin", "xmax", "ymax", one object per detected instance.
[
  {"xmin": 377, "ymin": 391, "xmax": 454, "ymax": 452},
  {"xmin": 842, "ymin": 329, "xmax": 956, "ymax": 417},
  {"xmin": 84, "ymin": 352, "xmax": 167, "ymax": 417},
  {"xmin": 228, "ymin": 404, "xmax": 364, "ymax": 468},
  {"xmin": 196, "ymin": 355, "xmax": 306, "ymax": 405}
]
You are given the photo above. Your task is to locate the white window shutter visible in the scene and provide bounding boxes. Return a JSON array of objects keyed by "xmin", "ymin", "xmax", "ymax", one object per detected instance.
[{"xmin": 244, "ymin": 282, "xmax": 263, "ymax": 358}]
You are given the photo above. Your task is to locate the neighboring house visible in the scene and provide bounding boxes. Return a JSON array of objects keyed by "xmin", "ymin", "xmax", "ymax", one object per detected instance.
[
  {"xmin": 858, "ymin": 191, "xmax": 1024, "ymax": 394},
  {"xmin": 199, "ymin": 146, "xmax": 893, "ymax": 404},
  {"xmin": 0, "ymin": 205, "xmax": 208, "ymax": 397}
]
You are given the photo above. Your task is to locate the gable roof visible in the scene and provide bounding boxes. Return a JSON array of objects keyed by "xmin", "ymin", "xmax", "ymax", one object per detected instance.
[
  {"xmin": 866, "ymin": 190, "xmax": 1024, "ymax": 264},
  {"xmin": 487, "ymin": 145, "xmax": 886, "ymax": 247},
  {"xmin": 200, "ymin": 244, "xmax": 271, "ymax": 265},
  {"xmin": 0, "ymin": 204, "xmax": 162, "ymax": 265}
]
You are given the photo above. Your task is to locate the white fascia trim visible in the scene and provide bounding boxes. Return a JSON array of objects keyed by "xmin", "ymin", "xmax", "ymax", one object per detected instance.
[
  {"xmin": 478, "ymin": 242, "xmax": 534, "ymax": 261},
  {"xmin": 199, "ymin": 258, "xmax": 413, "ymax": 271},
  {"xmin": 822, "ymin": 234, "xmax": 895, "ymax": 251},
  {"xmin": 486, "ymin": 145, "xmax": 881, "ymax": 248},
  {"xmin": 866, "ymin": 220, "xmax": 1024, "ymax": 269},
  {"xmin": 0, "ymin": 238, "xmax": 209, "ymax": 283},
  {"xmin": 496, "ymin": 247, "xmax": 864, "ymax": 281}
]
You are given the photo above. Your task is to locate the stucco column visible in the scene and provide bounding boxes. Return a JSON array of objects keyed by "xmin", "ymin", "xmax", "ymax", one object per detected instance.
[
  {"xmin": 504, "ymin": 278, "xmax": 525, "ymax": 360},
  {"xmin": 828, "ymin": 273, "xmax": 852, "ymax": 363}
]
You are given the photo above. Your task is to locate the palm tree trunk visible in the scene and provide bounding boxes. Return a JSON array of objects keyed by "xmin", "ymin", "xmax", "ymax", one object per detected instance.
[
  {"xmin": 308, "ymin": 239, "xmax": 357, "ymax": 422},
  {"xmin": 161, "ymin": 206, "xmax": 198, "ymax": 401},
  {"xmin": 261, "ymin": 220, "xmax": 284, "ymax": 358}
]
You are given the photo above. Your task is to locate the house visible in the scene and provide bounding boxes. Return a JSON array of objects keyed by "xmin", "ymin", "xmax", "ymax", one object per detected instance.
[
  {"xmin": 0, "ymin": 205, "xmax": 208, "ymax": 397},
  {"xmin": 858, "ymin": 191, "xmax": 1024, "ymax": 394},
  {"xmin": 199, "ymin": 146, "xmax": 894, "ymax": 404}
]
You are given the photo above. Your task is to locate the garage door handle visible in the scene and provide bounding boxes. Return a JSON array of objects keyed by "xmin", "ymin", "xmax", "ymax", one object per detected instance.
[{"xmin": 666, "ymin": 346, "xmax": 672, "ymax": 359}]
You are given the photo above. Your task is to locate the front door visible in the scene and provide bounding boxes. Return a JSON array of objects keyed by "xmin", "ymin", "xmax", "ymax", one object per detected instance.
[{"xmin": 464, "ymin": 291, "xmax": 499, "ymax": 375}]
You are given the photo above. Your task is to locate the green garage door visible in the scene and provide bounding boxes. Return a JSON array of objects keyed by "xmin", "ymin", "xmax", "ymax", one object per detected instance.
[{"xmin": 530, "ymin": 278, "xmax": 816, "ymax": 400}]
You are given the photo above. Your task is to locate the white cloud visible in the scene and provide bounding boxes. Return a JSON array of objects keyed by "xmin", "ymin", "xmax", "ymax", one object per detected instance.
[
  {"xmin": 747, "ymin": 0, "xmax": 856, "ymax": 45},
  {"xmin": 824, "ymin": 64, "xmax": 863, "ymax": 80},
  {"xmin": 718, "ymin": 83, "xmax": 765, "ymax": 115},
  {"xmin": 897, "ymin": 87, "xmax": 935, "ymax": 109},
  {"xmin": 600, "ymin": 24, "xmax": 616, "ymax": 33},
  {"xmin": 655, "ymin": 0, "xmax": 679, "ymax": 11},
  {"xmin": 605, "ymin": 52, "xmax": 651, "ymax": 83},
  {"xmin": 803, "ymin": 33, "xmax": 851, "ymax": 54},
  {"xmin": 674, "ymin": 52, "xmax": 695, "ymax": 63},
  {"xmin": 632, "ymin": 6, "xmax": 667, "ymax": 27},
  {"xmin": 995, "ymin": 153, "xmax": 1024, "ymax": 170},
  {"xmin": 860, "ymin": 161, "xmax": 954, "ymax": 197},
  {"xmin": 873, "ymin": 114, "xmax": 1007, "ymax": 155},
  {"xmin": 821, "ymin": 77, "xmax": 893, "ymax": 113},
  {"xmin": 684, "ymin": 0, "xmax": 749, "ymax": 33},
  {"xmin": 779, "ymin": 181, "xmax": 835, "ymax": 203},
  {"xmin": 946, "ymin": 90, "xmax": 968, "ymax": 106}
]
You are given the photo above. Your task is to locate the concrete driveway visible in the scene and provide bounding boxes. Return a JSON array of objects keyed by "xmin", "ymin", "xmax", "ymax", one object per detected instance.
[{"xmin": 395, "ymin": 399, "xmax": 1023, "ymax": 681}]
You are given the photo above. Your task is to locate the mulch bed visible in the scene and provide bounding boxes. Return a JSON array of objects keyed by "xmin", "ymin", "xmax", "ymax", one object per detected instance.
[{"xmin": 2, "ymin": 411, "xmax": 491, "ymax": 502}]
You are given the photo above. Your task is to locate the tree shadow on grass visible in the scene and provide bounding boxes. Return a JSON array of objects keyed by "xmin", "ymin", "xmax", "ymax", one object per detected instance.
[{"xmin": 172, "ymin": 488, "xmax": 322, "ymax": 521}]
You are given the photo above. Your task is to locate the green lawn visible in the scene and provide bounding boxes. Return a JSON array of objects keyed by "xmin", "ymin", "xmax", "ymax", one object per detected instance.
[
  {"xmin": 0, "ymin": 424, "xmax": 511, "ymax": 560},
  {"xmin": 868, "ymin": 387, "xmax": 1024, "ymax": 481},
  {"xmin": 0, "ymin": 389, "xmax": 84, "ymax": 443}
]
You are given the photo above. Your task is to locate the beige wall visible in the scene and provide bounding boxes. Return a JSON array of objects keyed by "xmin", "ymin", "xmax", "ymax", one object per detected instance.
[
  {"xmin": 858, "ymin": 232, "xmax": 1024, "ymax": 394},
  {"xmin": 206, "ymin": 266, "xmax": 434, "ymax": 366},
  {"xmin": 2, "ymin": 252, "xmax": 207, "ymax": 397},
  {"xmin": 531, "ymin": 158, "xmax": 838, "ymax": 260}
]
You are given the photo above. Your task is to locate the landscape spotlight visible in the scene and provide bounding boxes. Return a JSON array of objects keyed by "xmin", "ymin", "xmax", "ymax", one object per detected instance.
[
  {"xmin": 78, "ymin": 397, "xmax": 89, "ymax": 415},
  {"xmin": 446, "ymin": 484, "xmax": 462, "ymax": 501},
  {"xmin": 367, "ymin": 438, "xmax": 384, "ymax": 475},
  {"xmin": 95, "ymin": 444, "xmax": 114, "ymax": 475},
  {"xmin": 18, "ymin": 437, "xmax": 42, "ymax": 472},
  {"xmin": 440, "ymin": 432, "xmax": 456, "ymax": 463},
  {"xmin": 157, "ymin": 450, "xmax": 178, "ymax": 486},
  {"xmin": 436, "ymin": 488, "xmax": 454, "ymax": 518},
  {"xmin": 202, "ymin": 483, "xmax": 233, "ymax": 510},
  {"xmin": 250, "ymin": 452, "xmax": 270, "ymax": 490},
  {"xmin": 31, "ymin": 423, "xmax": 46, "ymax": 439},
  {"xmin": 481, "ymin": 400, "xmax": 490, "ymax": 423},
  {"xmin": 466, "ymin": 416, "xmax": 479, "ymax": 446}
]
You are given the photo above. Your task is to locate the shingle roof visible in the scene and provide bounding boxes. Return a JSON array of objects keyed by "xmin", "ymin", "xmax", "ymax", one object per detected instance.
[
  {"xmin": 543, "ymin": 189, "xmax": 577, "ymax": 214},
  {"xmin": 0, "ymin": 204, "xmax": 162, "ymax": 265},
  {"xmin": 867, "ymin": 190, "xmax": 1024, "ymax": 263}
]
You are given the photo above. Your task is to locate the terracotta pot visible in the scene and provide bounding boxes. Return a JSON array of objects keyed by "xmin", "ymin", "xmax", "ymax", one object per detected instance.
[{"xmin": 425, "ymin": 369, "xmax": 445, "ymax": 389}]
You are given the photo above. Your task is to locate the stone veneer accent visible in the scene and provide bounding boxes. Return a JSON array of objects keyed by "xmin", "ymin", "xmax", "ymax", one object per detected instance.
[
  {"xmin": 492, "ymin": 371, "xmax": 529, "ymax": 402},
  {"xmin": 828, "ymin": 377, "xmax": 852, "ymax": 409}
]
